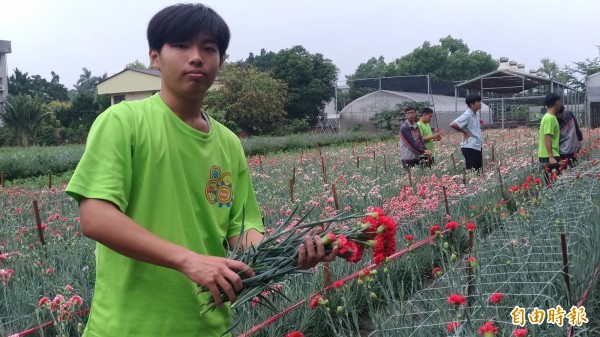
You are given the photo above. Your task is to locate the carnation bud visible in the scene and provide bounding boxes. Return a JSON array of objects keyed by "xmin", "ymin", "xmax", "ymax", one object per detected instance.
[
  {"xmin": 370, "ymin": 292, "xmax": 378, "ymax": 300},
  {"xmin": 370, "ymin": 269, "xmax": 378, "ymax": 275},
  {"xmin": 366, "ymin": 240, "xmax": 377, "ymax": 248},
  {"xmin": 357, "ymin": 279, "xmax": 364, "ymax": 286},
  {"xmin": 367, "ymin": 212, "xmax": 379, "ymax": 219},
  {"xmin": 450, "ymin": 252, "xmax": 457, "ymax": 262},
  {"xmin": 383, "ymin": 267, "xmax": 389, "ymax": 273},
  {"xmin": 376, "ymin": 225, "xmax": 386, "ymax": 233},
  {"xmin": 443, "ymin": 242, "xmax": 449, "ymax": 249},
  {"xmin": 337, "ymin": 306, "xmax": 344, "ymax": 314}
]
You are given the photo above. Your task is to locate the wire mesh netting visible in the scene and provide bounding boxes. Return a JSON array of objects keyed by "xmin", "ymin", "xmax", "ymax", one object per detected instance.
[{"xmin": 369, "ymin": 161, "xmax": 600, "ymax": 337}]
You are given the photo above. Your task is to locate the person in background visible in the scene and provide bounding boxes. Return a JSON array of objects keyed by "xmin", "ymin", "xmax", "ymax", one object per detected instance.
[
  {"xmin": 450, "ymin": 94, "xmax": 483, "ymax": 171},
  {"xmin": 417, "ymin": 107, "xmax": 441, "ymax": 168},
  {"xmin": 538, "ymin": 93, "xmax": 562, "ymax": 185},
  {"xmin": 556, "ymin": 104, "xmax": 583, "ymax": 167},
  {"xmin": 399, "ymin": 106, "xmax": 431, "ymax": 169}
]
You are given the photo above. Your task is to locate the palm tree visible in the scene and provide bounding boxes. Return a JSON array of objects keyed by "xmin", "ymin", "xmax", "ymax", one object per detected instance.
[{"xmin": 0, "ymin": 94, "xmax": 47, "ymax": 146}]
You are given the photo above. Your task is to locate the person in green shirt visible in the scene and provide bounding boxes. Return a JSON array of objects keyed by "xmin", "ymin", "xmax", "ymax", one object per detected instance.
[
  {"xmin": 66, "ymin": 4, "xmax": 336, "ymax": 337},
  {"xmin": 417, "ymin": 107, "xmax": 441, "ymax": 168},
  {"xmin": 538, "ymin": 93, "xmax": 561, "ymax": 185}
]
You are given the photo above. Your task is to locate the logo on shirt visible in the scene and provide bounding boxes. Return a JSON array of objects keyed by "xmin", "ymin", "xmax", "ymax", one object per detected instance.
[{"xmin": 205, "ymin": 166, "xmax": 233, "ymax": 208}]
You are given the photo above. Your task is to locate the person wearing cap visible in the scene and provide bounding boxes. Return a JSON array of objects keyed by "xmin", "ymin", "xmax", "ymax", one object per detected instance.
[
  {"xmin": 556, "ymin": 104, "xmax": 583, "ymax": 167},
  {"xmin": 417, "ymin": 107, "xmax": 441, "ymax": 168}
]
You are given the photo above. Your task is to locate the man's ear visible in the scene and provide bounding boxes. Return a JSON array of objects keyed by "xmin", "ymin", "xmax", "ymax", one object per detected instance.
[{"xmin": 149, "ymin": 49, "xmax": 160, "ymax": 69}]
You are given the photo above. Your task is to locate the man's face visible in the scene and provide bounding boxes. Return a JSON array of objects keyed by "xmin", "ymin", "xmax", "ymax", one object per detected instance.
[
  {"xmin": 470, "ymin": 101, "xmax": 482, "ymax": 112},
  {"xmin": 406, "ymin": 110, "xmax": 416, "ymax": 123},
  {"xmin": 150, "ymin": 32, "xmax": 222, "ymax": 100},
  {"xmin": 420, "ymin": 113, "xmax": 432, "ymax": 124}
]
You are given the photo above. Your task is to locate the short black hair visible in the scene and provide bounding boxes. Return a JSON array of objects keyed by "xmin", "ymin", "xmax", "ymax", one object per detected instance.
[
  {"xmin": 147, "ymin": 3, "xmax": 230, "ymax": 57},
  {"xmin": 421, "ymin": 107, "xmax": 433, "ymax": 115},
  {"xmin": 465, "ymin": 94, "xmax": 482, "ymax": 107},
  {"xmin": 557, "ymin": 104, "xmax": 565, "ymax": 114},
  {"xmin": 404, "ymin": 106, "xmax": 417, "ymax": 113},
  {"xmin": 545, "ymin": 93, "xmax": 561, "ymax": 108}
]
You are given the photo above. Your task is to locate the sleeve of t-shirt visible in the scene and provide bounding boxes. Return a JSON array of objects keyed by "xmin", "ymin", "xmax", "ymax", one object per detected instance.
[
  {"xmin": 227, "ymin": 144, "xmax": 264, "ymax": 239},
  {"xmin": 453, "ymin": 112, "xmax": 469, "ymax": 129},
  {"xmin": 65, "ymin": 107, "xmax": 134, "ymax": 212}
]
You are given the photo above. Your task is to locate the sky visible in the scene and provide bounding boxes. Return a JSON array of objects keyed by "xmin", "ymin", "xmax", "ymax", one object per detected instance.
[{"xmin": 2, "ymin": 0, "xmax": 599, "ymax": 89}]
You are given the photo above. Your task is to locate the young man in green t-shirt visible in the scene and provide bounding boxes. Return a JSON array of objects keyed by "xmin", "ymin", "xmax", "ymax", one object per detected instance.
[
  {"xmin": 66, "ymin": 4, "xmax": 336, "ymax": 336},
  {"xmin": 538, "ymin": 93, "xmax": 561, "ymax": 184},
  {"xmin": 417, "ymin": 107, "xmax": 441, "ymax": 167}
]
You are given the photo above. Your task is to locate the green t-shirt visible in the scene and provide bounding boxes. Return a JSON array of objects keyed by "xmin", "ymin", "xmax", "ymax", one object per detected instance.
[
  {"xmin": 417, "ymin": 121, "xmax": 434, "ymax": 155},
  {"xmin": 537, "ymin": 112, "xmax": 560, "ymax": 158},
  {"xmin": 66, "ymin": 94, "xmax": 264, "ymax": 337}
]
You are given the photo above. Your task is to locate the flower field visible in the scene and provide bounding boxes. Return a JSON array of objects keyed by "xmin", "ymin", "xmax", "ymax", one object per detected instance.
[{"xmin": 1, "ymin": 128, "xmax": 600, "ymax": 337}]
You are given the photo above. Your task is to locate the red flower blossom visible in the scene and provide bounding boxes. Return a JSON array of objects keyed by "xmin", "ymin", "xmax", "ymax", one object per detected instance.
[
  {"xmin": 513, "ymin": 328, "xmax": 528, "ymax": 337},
  {"xmin": 404, "ymin": 234, "xmax": 414, "ymax": 241},
  {"xmin": 373, "ymin": 253, "xmax": 385, "ymax": 264},
  {"xmin": 480, "ymin": 119, "xmax": 484, "ymax": 124},
  {"xmin": 447, "ymin": 321, "xmax": 461, "ymax": 332},
  {"xmin": 309, "ymin": 295, "xmax": 323, "ymax": 308},
  {"xmin": 478, "ymin": 321, "xmax": 499, "ymax": 336},
  {"xmin": 38, "ymin": 297, "xmax": 51, "ymax": 307},
  {"xmin": 509, "ymin": 185, "xmax": 520, "ymax": 193},
  {"xmin": 333, "ymin": 280, "xmax": 344, "ymax": 288},
  {"xmin": 447, "ymin": 293, "xmax": 466, "ymax": 306},
  {"xmin": 429, "ymin": 225, "xmax": 441, "ymax": 236},
  {"xmin": 445, "ymin": 221, "xmax": 459, "ymax": 230},
  {"xmin": 286, "ymin": 331, "xmax": 304, "ymax": 337},
  {"xmin": 432, "ymin": 267, "xmax": 443, "ymax": 277},
  {"xmin": 489, "ymin": 293, "xmax": 504, "ymax": 304},
  {"xmin": 466, "ymin": 223, "xmax": 476, "ymax": 231}
]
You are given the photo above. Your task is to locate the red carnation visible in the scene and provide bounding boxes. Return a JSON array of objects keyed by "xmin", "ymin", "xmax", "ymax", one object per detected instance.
[
  {"xmin": 429, "ymin": 225, "xmax": 441, "ymax": 236},
  {"xmin": 309, "ymin": 295, "xmax": 323, "ymax": 308},
  {"xmin": 466, "ymin": 223, "xmax": 476, "ymax": 231},
  {"xmin": 286, "ymin": 331, "xmax": 304, "ymax": 337},
  {"xmin": 489, "ymin": 293, "xmax": 504, "ymax": 304},
  {"xmin": 432, "ymin": 267, "xmax": 443, "ymax": 277},
  {"xmin": 509, "ymin": 185, "xmax": 520, "ymax": 193},
  {"xmin": 448, "ymin": 293, "xmax": 467, "ymax": 306},
  {"xmin": 478, "ymin": 321, "xmax": 499, "ymax": 336},
  {"xmin": 404, "ymin": 234, "xmax": 414, "ymax": 241},
  {"xmin": 513, "ymin": 328, "xmax": 528, "ymax": 337},
  {"xmin": 447, "ymin": 321, "xmax": 461, "ymax": 332},
  {"xmin": 333, "ymin": 280, "xmax": 344, "ymax": 289},
  {"xmin": 445, "ymin": 221, "xmax": 459, "ymax": 230}
]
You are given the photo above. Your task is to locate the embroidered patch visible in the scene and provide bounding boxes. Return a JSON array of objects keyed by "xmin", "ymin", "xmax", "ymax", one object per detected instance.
[{"xmin": 205, "ymin": 166, "xmax": 233, "ymax": 208}]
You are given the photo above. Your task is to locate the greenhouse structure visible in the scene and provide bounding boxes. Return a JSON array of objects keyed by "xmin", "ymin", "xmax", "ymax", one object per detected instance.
[{"xmin": 338, "ymin": 90, "xmax": 491, "ymax": 132}]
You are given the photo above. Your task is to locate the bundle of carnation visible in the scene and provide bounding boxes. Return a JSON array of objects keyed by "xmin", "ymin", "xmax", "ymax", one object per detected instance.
[{"xmin": 196, "ymin": 206, "xmax": 397, "ymax": 319}]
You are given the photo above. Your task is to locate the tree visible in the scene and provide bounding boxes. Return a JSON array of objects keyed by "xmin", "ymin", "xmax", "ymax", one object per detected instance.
[
  {"xmin": 8, "ymin": 68, "xmax": 69, "ymax": 102},
  {"xmin": 245, "ymin": 45, "xmax": 338, "ymax": 125},
  {"xmin": 563, "ymin": 46, "xmax": 600, "ymax": 90},
  {"xmin": 125, "ymin": 59, "xmax": 158, "ymax": 70},
  {"xmin": 204, "ymin": 63, "xmax": 288, "ymax": 135},
  {"xmin": 73, "ymin": 67, "xmax": 107, "ymax": 94},
  {"xmin": 345, "ymin": 56, "xmax": 390, "ymax": 100},
  {"xmin": 347, "ymin": 36, "xmax": 497, "ymax": 98},
  {"xmin": 125, "ymin": 59, "xmax": 149, "ymax": 69},
  {"xmin": 0, "ymin": 94, "xmax": 47, "ymax": 146}
]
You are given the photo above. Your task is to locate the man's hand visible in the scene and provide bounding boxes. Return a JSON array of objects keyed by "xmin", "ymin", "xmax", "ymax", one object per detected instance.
[
  {"xmin": 462, "ymin": 131, "xmax": 471, "ymax": 142},
  {"xmin": 297, "ymin": 227, "xmax": 338, "ymax": 269},
  {"xmin": 179, "ymin": 253, "xmax": 254, "ymax": 306},
  {"xmin": 549, "ymin": 157, "xmax": 558, "ymax": 164},
  {"xmin": 424, "ymin": 150, "xmax": 432, "ymax": 156},
  {"xmin": 433, "ymin": 133, "xmax": 442, "ymax": 141}
]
